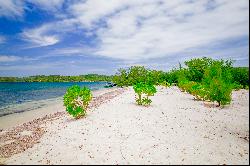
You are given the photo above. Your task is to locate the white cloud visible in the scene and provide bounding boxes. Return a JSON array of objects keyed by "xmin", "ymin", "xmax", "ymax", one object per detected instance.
[
  {"xmin": 69, "ymin": 0, "xmax": 124, "ymax": 28},
  {"xmin": 20, "ymin": 17, "xmax": 78, "ymax": 48},
  {"xmin": 0, "ymin": 0, "xmax": 24, "ymax": 19},
  {"xmin": 0, "ymin": 0, "xmax": 65, "ymax": 19},
  {"xmin": 67, "ymin": 0, "xmax": 249, "ymax": 60},
  {"xmin": 0, "ymin": 55, "xmax": 21, "ymax": 62},
  {"xmin": 21, "ymin": 24, "xmax": 60, "ymax": 47}
]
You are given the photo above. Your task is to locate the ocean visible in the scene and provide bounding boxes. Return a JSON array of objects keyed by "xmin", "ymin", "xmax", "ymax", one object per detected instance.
[{"xmin": 0, "ymin": 82, "xmax": 108, "ymax": 117}]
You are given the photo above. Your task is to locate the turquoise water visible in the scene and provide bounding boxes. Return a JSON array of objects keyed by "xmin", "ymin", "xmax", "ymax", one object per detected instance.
[{"xmin": 0, "ymin": 82, "xmax": 107, "ymax": 116}]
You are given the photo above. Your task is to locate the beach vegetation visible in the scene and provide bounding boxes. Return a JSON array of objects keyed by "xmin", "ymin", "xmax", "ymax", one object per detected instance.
[
  {"xmin": 63, "ymin": 85, "xmax": 92, "ymax": 118},
  {"xmin": 133, "ymin": 82, "xmax": 157, "ymax": 106},
  {"xmin": 202, "ymin": 61, "xmax": 233, "ymax": 106},
  {"xmin": 113, "ymin": 57, "xmax": 248, "ymax": 107},
  {"xmin": 231, "ymin": 67, "xmax": 249, "ymax": 89}
]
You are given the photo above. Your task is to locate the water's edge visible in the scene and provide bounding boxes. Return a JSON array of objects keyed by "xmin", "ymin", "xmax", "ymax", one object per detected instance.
[{"xmin": 0, "ymin": 82, "xmax": 109, "ymax": 117}]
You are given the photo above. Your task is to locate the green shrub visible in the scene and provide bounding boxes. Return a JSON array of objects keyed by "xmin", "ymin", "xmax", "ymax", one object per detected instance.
[
  {"xmin": 63, "ymin": 85, "xmax": 92, "ymax": 118},
  {"xmin": 184, "ymin": 57, "xmax": 233, "ymax": 83},
  {"xmin": 184, "ymin": 57, "xmax": 213, "ymax": 82},
  {"xmin": 164, "ymin": 69, "xmax": 179, "ymax": 85},
  {"xmin": 128, "ymin": 66, "xmax": 149, "ymax": 85},
  {"xmin": 231, "ymin": 67, "xmax": 249, "ymax": 89},
  {"xmin": 112, "ymin": 68, "xmax": 129, "ymax": 87},
  {"xmin": 133, "ymin": 82, "xmax": 157, "ymax": 106},
  {"xmin": 202, "ymin": 62, "xmax": 233, "ymax": 106}
]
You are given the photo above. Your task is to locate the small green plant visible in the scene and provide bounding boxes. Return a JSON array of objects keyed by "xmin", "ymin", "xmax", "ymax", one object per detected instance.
[
  {"xmin": 133, "ymin": 82, "xmax": 157, "ymax": 106},
  {"xmin": 63, "ymin": 85, "xmax": 92, "ymax": 118}
]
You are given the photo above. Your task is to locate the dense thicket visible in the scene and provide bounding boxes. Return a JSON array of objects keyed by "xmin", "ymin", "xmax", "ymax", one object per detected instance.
[
  {"xmin": 112, "ymin": 57, "xmax": 249, "ymax": 106},
  {"xmin": 0, "ymin": 74, "xmax": 113, "ymax": 82}
]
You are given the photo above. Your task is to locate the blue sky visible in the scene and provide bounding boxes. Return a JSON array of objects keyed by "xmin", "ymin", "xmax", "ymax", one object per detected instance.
[{"xmin": 0, "ymin": 0, "xmax": 249, "ymax": 76}]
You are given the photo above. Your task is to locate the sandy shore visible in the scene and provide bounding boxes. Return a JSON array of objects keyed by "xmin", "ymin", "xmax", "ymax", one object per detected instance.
[
  {"xmin": 0, "ymin": 87, "xmax": 119, "ymax": 130},
  {"xmin": 0, "ymin": 86, "xmax": 249, "ymax": 164}
]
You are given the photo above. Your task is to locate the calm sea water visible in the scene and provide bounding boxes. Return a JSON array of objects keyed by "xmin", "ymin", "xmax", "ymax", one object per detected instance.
[{"xmin": 0, "ymin": 82, "xmax": 107, "ymax": 116}]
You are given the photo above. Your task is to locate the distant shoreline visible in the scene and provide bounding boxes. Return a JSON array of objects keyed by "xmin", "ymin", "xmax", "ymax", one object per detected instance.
[{"xmin": 0, "ymin": 74, "xmax": 113, "ymax": 82}]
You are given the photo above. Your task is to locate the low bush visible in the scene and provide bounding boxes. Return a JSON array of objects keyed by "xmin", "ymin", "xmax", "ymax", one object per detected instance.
[
  {"xmin": 133, "ymin": 82, "xmax": 157, "ymax": 106},
  {"xmin": 202, "ymin": 62, "xmax": 233, "ymax": 106},
  {"xmin": 63, "ymin": 85, "xmax": 92, "ymax": 118}
]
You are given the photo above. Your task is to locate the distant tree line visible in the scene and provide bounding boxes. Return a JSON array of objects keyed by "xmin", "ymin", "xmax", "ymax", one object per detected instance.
[{"xmin": 0, "ymin": 74, "xmax": 113, "ymax": 82}]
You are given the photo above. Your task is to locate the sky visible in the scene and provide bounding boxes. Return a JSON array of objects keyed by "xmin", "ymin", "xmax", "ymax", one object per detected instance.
[{"xmin": 0, "ymin": 0, "xmax": 249, "ymax": 76}]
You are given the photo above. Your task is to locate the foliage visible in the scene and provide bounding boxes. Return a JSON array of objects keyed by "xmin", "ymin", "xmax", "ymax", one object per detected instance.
[
  {"xmin": 111, "ymin": 57, "xmax": 248, "ymax": 107},
  {"xmin": 147, "ymin": 70, "xmax": 166, "ymax": 85},
  {"xmin": 112, "ymin": 68, "xmax": 129, "ymax": 87},
  {"xmin": 177, "ymin": 69, "xmax": 189, "ymax": 85},
  {"xmin": 128, "ymin": 66, "xmax": 149, "ymax": 85},
  {"xmin": 184, "ymin": 57, "xmax": 234, "ymax": 83},
  {"xmin": 159, "ymin": 80, "xmax": 171, "ymax": 87},
  {"xmin": 232, "ymin": 83, "xmax": 244, "ymax": 90},
  {"xmin": 113, "ymin": 66, "xmax": 172, "ymax": 87},
  {"xmin": 112, "ymin": 66, "xmax": 151, "ymax": 86},
  {"xmin": 63, "ymin": 85, "xmax": 92, "ymax": 118},
  {"xmin": 164, "ymin": 69, "xmax": 179, "ymax": 85},
  {"xmin": 133, "ymin": 82, "xmax": 157, "ymax": 106},
  {"xmin": 231, "ymin": 67, "xmax": 249, "ymax": 88},
  {"xmin": 184, "ymin": 57, "xmax": 213, "ymax": 82},
  {"xmin": 202, "ymin": 62, "xmax": 233, "ymax": 106}
]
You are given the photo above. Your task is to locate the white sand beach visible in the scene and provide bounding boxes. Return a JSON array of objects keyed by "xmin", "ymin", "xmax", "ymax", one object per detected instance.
[{"xmin": 0, "ymin": 86, "xmax": 249, "ymax": 165}]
